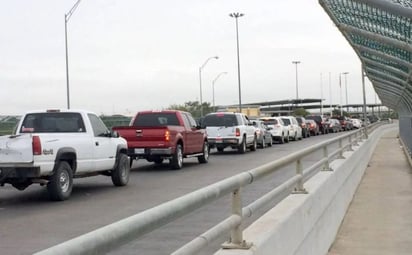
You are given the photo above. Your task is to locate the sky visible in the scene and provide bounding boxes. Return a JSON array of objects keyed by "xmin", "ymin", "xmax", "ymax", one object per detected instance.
[{"xmin": 1, "ymin": 0, "xmax": 379, "ymax": 116}]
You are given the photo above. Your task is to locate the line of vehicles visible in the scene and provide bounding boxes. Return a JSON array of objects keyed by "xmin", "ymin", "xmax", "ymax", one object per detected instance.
[{"xmin": 0, "ymin": 108, "xmax": 367, "ymax": 201}]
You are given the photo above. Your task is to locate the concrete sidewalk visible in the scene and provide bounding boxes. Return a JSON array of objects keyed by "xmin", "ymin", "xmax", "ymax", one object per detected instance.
[{"xmin": 328, "ymin": 130, "xmax": 412, "ymax": 255}]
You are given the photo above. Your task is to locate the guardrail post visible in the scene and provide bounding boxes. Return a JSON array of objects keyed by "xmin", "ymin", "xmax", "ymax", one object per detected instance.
[
  {"xmin": 353, "ymin": 131, "xmax": 360, "ymax": 146},
  {"xmin": 363, "ymin": 126, "xmax": 369, "ymax": 139},
  {"xmin": 222, "ymin": 188, "xmax": 252, "ymax": 250},
  {"xmin": 293, "ymin": 159, "xmax": 308, "ymax": 193},
  {"xmin": 338, "ymin": 138, "xmax": 345, "ymax": 159},
  {"xmin": 322, "ymin": 145, "xmax": 333, "ymax": 171},
  {"xmin": 348, "ymin": 135, "xmax": 354, "ymax": 151}
]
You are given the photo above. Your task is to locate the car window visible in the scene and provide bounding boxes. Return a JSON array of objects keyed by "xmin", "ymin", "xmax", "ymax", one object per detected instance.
[
  {"xmin": 133, "ymin": 113, "xmax": 180, "ymax": 126},
  {"xmin": 260, "ymin": 119, "xmax": 278, "ymax": 125},
  {"xmin": 88, "ymin": 113, "xmax": 109, "ymax": 137},
  {"xmin": 281, "ymin": 118, "xmax": 291, "ymax": 125},
  {"xmin": 203, "ymin": 114, "xmax": 238, "ymax": 127},
  {"xmin": 20, "ymin": 112, "xmax": 86, "ymax": 133}
]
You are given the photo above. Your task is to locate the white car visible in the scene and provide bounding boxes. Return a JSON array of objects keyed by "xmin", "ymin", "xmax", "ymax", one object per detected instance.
[
  {"xmin": 350, "ymin": 118, "xmax": 362, "ymax": 129},
  {"xmin": 281, "ymin": 116, "xmax": 302, "ymax": 141},
  {"xmin": 258, "ymin": 116, "xmax": 289, "ymax": 143}
]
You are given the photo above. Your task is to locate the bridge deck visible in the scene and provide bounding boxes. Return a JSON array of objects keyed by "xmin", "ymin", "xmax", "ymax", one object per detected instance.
[{"xmin": 328, "ymin": 129, "xmax": 412, "ymax": 255}]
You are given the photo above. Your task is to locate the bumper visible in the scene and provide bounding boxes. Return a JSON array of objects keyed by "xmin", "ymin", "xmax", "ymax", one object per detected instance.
[
  {"xmin": 208, "ymin": 137, "xmax": 241, "ymax": 147},
  {"xmin": 0, "ymin": 166, "xmax": 41, "ymax": 183},
  {"xmin": 127, "ymin": 147, "xmax": 173, "ymax": 158}
]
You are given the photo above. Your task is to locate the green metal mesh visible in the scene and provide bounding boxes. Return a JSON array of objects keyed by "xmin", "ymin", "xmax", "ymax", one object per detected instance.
[{"xmin": 320, "ymin": 0, "xmax": 412, "ymax": 113}]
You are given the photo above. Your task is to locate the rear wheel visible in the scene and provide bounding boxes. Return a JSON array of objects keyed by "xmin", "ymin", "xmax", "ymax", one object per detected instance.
[
  {"xmin": 238, "ymin": 137, "xmax": 246, "ymax": 154},
  {"xmin": 217, "ymin": 147, "xmax": 224, "ymax": 152},
  {"xmin": 250, "ymin": 136, "xmax": 257, "ymax": 151},
  {"xmin": 47, "ymin": 161, "xmax": 73, "ymax": 201},
  {"xmin": 267, "ymin": 137, "xmax": 273, "ymax": 147},
  {"xmin": 153, "ymin": 158, "xmax": 164, "ymax": 164},
  {"xmin": 198, "ymin": 141, "xmax": 209, "ymax": 163},
  {"xmin": 279, "ymin": 135, "xmax": 285, "ymax": 144},
  {"xmin": 112, "ymin": 153, "xmax": 130, "ymax": 186},
  {"xmin": 170, "ymin": 144, "xmax": 183, "ymax": 169}
]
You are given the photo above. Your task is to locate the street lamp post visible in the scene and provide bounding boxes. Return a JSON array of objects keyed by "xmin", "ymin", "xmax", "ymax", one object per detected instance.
[
  {"xmin": 292, "ymin": 61, "xmax": 301, "ymax": 106},
  {"xmin": 229, "ymin": 12, "xmax": 244, "ymax": 113},
  {"xmin": 339, "ymin": 73, "xmax": 343, "ymax": 116},
  {"xmin": 212, "ymin": 72, "xmax": 227, "ymax": 110},
  {"xmin": 65, "ymin": 0, "xmax": 82, "ymax": 109},
  {"xmin": 342, "ymin": 72, "xmax": 349, "ymax": 112},
  {"xmin": 199, "ymin": 56, "xmax": 219, "ymax": 117}
]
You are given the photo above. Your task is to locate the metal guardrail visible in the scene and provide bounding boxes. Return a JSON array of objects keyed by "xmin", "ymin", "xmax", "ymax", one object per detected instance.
[{"xmin": 35, "ymin": 123, "xmax": 381, "ymax": 255}]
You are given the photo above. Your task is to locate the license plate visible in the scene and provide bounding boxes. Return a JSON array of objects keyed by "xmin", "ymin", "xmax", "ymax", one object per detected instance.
[{"xmin": 134, "ymin": 148, "xmax": 145, "ymax": 154}]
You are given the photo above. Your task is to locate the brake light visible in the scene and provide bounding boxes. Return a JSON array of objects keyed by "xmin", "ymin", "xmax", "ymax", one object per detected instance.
[
  {"xmin": 165, "ymin": 130, "xmax": 170, "ymax": 142},
  {"xmin": 235, "ymin": 128, "xmax": 240, "ymax": 136},
  {"xmin": 32, "ymin": 135, "xmax": 42, "ymax": 155}
]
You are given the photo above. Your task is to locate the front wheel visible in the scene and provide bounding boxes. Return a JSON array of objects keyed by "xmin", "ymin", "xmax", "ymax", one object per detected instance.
[
  {"xmin": 198, "ymin": 141, "xmax": 209, "ymax": 164},
  {"xmin": 112, "ymin": 153, "xmax": 130, "ymax": 186},
  {"xmin": 47, "ymin": 161, "xmax": 73, "ymax": 201},
  {"xmin": 170, "ymin": 144, "xmax": 183, "ymax": 169}
]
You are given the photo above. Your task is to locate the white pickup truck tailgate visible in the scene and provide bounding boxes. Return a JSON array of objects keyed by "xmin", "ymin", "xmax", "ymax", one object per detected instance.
[{"xmin": 0, "ymin": 134, "xmax": 34, "ymax": 163}]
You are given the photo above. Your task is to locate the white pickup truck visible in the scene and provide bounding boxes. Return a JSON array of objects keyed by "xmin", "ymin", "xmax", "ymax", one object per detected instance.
[{"xmin": 0, "ymin": 109, "xmax": 130, "ymax": 201}]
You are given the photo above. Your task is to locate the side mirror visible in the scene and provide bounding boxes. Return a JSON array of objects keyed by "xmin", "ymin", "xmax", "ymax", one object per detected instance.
[{"xmin": 111, "ymin": 130, "xmax": 119, "ymax": 138}]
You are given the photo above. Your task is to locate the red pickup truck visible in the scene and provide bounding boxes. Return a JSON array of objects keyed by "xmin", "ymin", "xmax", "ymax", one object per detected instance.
[{"xmin": 112, "ymin": 110, "xmax": 209, "ymax": 169}]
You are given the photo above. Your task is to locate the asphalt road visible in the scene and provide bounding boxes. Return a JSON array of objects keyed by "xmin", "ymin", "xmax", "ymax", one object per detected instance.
[{"xmin": 0, "ymin": 131, "xmax": 343, "ymax": 255}]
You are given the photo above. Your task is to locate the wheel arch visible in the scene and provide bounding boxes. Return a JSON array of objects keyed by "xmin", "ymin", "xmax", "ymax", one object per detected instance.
[{"xmin": 53, "ymin": 147, "xmax": 77, "ymax": 174}]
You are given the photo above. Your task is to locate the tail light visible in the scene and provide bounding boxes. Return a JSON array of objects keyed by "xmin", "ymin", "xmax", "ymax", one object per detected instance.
[
  {"xmin": 32, "ymin": 135, "xmax": 42, "ymax": 155},
  {"xmin": 164, "ymin": 130, "xmax": 170, "ymax": 142},
  {"xmin": 235, "ymin": 128, "xmax": 241, "ymax": 136}
]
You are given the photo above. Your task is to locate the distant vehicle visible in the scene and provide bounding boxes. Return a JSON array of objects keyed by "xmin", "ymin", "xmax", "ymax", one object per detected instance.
[
  {"xmin": 305, "ymin": 115, "xmax": 329, "ymax": 134},
  {"xmin": 327, "ymin": 118, "xmax": 342, "ymax": 133},
  {"xmin": 0, "ymin": 109, "xmax": 130, "ymax": 201},
  {"xmin": 202, "ymin": 112, "xmax": 257, "ymax": 153},
  {"xmin": 305, "ymin": 119, "xmax": 319, "ymax": 136},
  {"xmin": 113, "ymin": 110, "xmax": 208, "ymax": 170},
  {"xmin": 336, "ymin": 116, "xmax": 353, "ymax": 131},
  {"xmin": 295, "ymin": 116, "xmax": 309, "ymax": 138},
  {"xmin": 281, "ymin": 116, "xmax": 302, "ymax": 141},
  {"xmin": 258, "ymin": 116, "xmax": 289, "ymax": 143},
  {"xmin": 252, "ymin": 120, "xmax": 273, "ymax": 148},
  {"xmin": 350, "ymin": 118, "xmax": 362, "ymax": 129}
]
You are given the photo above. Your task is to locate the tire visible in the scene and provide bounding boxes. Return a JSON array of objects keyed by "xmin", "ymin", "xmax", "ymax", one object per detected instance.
[
  {"xmin": 47, "ymin": 161, "xmax": 73, "ymax": 201},
  {"xmin": 238, "ymin": 137, "xmax": 246, "ymax": 154},
  {"xmin": 267, "ymin": 137, "xmax": 273, "ymax": 147},
  {"xmin": 250, "ymin": 136, "xmax": 257, "ymax": 151},
  {"xmin": 170, "ymin": 144, "xmax": 183, "ymax": 169},
  {"xmin": 279, "ymin": 135, "xmax": 285, "ymax": 144},
  {"xmin": 153, "ymin": 158, "xmax": 164, "ymax": 164},
  {"xmin": 285, "ymin": 133, "xmax": 290, "ymax": 143},
  {"xmin": 217, "ymin": 147, "xmax": 224, "ymax": 152},
  {"xmin": 198, "ymin": 141, "xmax": 209, "ymax": 164},
  {"xmin": 260, "ymin": 138, "xmax": 266, "ymax": 149},
  {"xmin": 112, "ymin": 153, "xmax": 130, "ymax": 186}
]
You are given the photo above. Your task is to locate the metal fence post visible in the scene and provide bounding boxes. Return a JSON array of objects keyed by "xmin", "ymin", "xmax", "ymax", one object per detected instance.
[
  {"xmin": 293, "ymin": 159, "xmax": 308, "ymax": 193},
  {"xmin": 222, "ymin": 188, "xmax": 252, "ymax": 249},
  {"xmin": 353, "ymin": 131, "xmax": 360, "ymax": 146},
  {"xmin": 338, "ymin": 138, "xmax": 345, "ymax": 159},
  {"xmin": 348, "ymin": 135, "xmax": 354, "ymax": 151},
  {"xmin": 322, "ymin": 145, "xmax": 333, "ymax": 171}
]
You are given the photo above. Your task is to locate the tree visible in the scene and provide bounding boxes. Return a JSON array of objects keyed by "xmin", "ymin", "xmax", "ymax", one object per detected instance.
[
  {"xmin": 168, "ymin": 101, "xmax": 214, "ymax": 118},
  {"xmin": 293, "ymin": 108, "xmax": 310, "ymax": 117}
]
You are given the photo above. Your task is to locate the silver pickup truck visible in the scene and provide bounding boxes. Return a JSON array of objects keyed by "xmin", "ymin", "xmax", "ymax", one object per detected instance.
[{"xmin": 0, "ymin": 109, "xmax": 130, "ymax": 201}]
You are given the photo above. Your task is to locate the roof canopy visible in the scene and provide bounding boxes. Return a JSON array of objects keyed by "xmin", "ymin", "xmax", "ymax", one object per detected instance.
[{"xmin": 319, "ymin": 0, "xmax": 412, "ymax": 114}]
